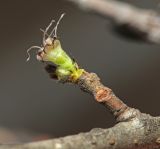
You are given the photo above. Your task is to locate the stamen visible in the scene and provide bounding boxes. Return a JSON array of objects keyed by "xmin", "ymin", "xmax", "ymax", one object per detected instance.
[
  {"xmin": 26, "ymin": 46, "xmax": 42, "ymax": 62},
  {"xmin": 49, "ymin": 13, "xmax": 65, "ymax": 38},
  {"xmin": 43, "ymin": 20, "xmax": 55, "ymax": 45}
]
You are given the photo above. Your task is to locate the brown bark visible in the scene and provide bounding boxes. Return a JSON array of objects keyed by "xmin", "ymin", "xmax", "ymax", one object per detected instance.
[
  {"xmin": 2, "ymin": 71, "xmax": 158, "ymax": 149},
  {"xmin": 1, "ymin": 115, "xmax": 160, "ymax": 149},
  {"xmin": 1, "ymin": 70, "xmax": 160, "ymax": 148},
  {"xmin": 77, "ymin": 72, "xmax": 130, "ymax": 122}
]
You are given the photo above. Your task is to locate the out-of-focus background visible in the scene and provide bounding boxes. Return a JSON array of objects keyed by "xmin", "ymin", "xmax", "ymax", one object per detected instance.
[{"xmin": 0, "ymin": 0, "xmax": 160, "ymax": 143}]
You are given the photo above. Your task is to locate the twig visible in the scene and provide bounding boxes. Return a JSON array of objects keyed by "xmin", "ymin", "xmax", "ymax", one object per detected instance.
[
  {"xmin": 67, "ymin": 0, "xmax": 160, "ymax": 44},
  {"xmin": 77, "ymin": 71, "xmax": 130, "ymax": 122}
]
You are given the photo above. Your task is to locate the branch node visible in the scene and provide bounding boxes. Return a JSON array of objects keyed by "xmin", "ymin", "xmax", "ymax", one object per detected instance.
[
  {"xmin": 95, "ymin": 88, "xmax": 112, "ymax": 102},
  {"xmin": 116, "ymin": 108, "xmax": 140, "ymax": 122}
]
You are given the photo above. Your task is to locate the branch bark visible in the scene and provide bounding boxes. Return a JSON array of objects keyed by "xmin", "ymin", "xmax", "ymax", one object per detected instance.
[
  {"xmin": 67, "ymin": 0, "xmax": 160, "ymax": 44},
  {"xmin": 77, "ymin": 72, "xmax": 130, "ymax": 122},
  {"xmin": 2, "ymin": 71, "xmax": 160, "ymax": 149},
  {"xmin": 1, "ymin": 114, "xmax": 160, "ymax": 149}
]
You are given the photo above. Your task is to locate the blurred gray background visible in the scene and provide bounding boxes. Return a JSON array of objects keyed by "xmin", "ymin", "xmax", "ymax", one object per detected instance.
[{"xmin": 0, "ymin": 0, "xmax": 160, "ymax": 142}]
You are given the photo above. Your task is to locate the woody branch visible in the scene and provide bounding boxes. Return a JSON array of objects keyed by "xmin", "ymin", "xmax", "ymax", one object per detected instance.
[
  {"xmin": 1, "ymin": 70, "xmax": 160, "ymax": 149},
  {"xmin": 67, "ymin": 0, "xmax": 160, "ymax": 44}
]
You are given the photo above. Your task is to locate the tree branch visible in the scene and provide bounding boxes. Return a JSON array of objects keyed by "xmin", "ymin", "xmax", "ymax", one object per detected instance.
[
  {"xmin": 1, "ymin": 97, "xmax": 160, "ymax": 149},
  {"xmin": 1, "ymin": 68, "xmax": 159, "ymax": 149},
  {"xmin": 4, "ymin": 70, "xmax": 158, "ymax": 149},
  {"xmin": 67, "ymin": 0, "xmax": 160, "ymax": 44},
  {"xmin": 77, "ymin": 71, "xmax": 130, "ymax": 122},
  {"xmin": 11, "ymin": 7, "xmax": 160, "ymax": 148}
]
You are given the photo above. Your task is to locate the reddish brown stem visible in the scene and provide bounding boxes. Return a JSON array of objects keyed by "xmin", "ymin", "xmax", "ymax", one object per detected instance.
[{"xmin": 77, "ymin": 71, "xmax": 134, "ymax": 121}]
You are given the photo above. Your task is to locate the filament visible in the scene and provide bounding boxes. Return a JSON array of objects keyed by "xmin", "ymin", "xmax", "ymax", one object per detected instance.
[{"xmin": 26, "ymin": 46, "xmax": 42, "ymax": 62}]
